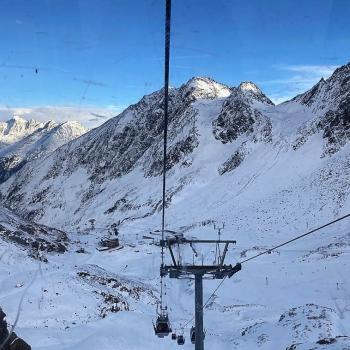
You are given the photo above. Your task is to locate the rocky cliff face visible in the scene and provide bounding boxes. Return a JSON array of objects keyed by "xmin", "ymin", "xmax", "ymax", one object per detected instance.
[
  {"xmin": 213, "ymin": 88, "xmax": 272, "ymax": 145},
  {"xmin": 293, "ymin": 62, "xmax": 350, "ymax": 155},
  {"xmin": 293, "ymin": 63, "xmax": 350, "ymax": 114}
]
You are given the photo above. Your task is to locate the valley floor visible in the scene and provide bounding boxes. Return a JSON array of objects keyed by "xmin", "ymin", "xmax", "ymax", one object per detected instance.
[{"xmin": 1, "ymin": 217, "xmax": 349, "ymax": 350}]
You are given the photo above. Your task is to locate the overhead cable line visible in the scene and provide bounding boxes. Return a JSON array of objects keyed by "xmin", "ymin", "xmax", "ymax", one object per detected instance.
[
  {"xmin": 160, "ymin": 0, "xmax": 172, "ymax": 313},
  {"xmin": 240, "ymin": 213, "xmax": 350, "ymax": 264},
  {"xmin": 178, "ymin": 213, "xmax": 350, "ymax": 331}
]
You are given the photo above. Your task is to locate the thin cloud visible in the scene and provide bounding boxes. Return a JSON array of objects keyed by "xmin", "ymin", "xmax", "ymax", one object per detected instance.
[
  {"xmin": 275, "ymin": 64, "xmax": 339, "ymax": 76},
  {"xmin": 257, "ymin": 76, "xmax": 317, "ymax": 86},
  {"xmin": 260, "ymin": 64, "xmax": 339, "ymax": 104},
  {"xmin": 90, "ymin": 112, "xmax": 109, "ymax": 119},
  {"xmin": 269, "ymin": 94, "xmax": 295, "ymax": 105}
]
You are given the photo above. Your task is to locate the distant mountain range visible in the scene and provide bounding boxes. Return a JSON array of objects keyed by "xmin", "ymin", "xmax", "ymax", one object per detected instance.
[{"xmin": 0, "ymin": 116, "xmax": 87, "ymax": 183}]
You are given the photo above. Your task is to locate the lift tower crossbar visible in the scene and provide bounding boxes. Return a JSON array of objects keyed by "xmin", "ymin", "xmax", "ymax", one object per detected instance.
[{"xmin": 160, "ymin": 238, "xmax": 241, "ymax": 350}]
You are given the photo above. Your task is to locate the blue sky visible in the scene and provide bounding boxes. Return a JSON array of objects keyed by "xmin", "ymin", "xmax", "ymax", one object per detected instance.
[{"xmin": 0, "ymin": 0, "xmax": 350, "ymax": 125}]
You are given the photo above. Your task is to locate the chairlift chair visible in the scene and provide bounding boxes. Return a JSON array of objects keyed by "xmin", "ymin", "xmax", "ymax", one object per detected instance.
[
  {"xmin": 177, "ymin": 334, "xmax": 185, "ymax": 345},
  {"xmin": 190, "ymin": 326, "xmax": 195, "ymax": 344},
  {"xmin": 154, "ymin": 313, "xmax": 172, "ymax": 338},
  {"xmin": 171, "ymin": 332, "xmax": 177, "ymax": 340},
  {"xmin": 190, "ymin": 326, "xmax": 205, "ymax": 344}
]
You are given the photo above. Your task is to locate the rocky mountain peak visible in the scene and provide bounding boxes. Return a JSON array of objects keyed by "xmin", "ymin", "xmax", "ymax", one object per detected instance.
[
  {"xmin": 9, "ymin": 115, "xmax": 41, "ymax": 127},
  {"xmin": 44, "ymin": 120, "xmax": 59, "ymax": 129},
  {"xmin": 293, "ymin": 61, "xmax": 350, "ymax": 114},
  {"xmin": 237, "ymin": 81, "xmax": 274, "ymax": 106},
  {"xmin": 12, "ymin": 115, "xmax": 26, "ymax": 121},
  {"xmin": 238, "ymin": 81, "xmax": 261, "ymax": 93},
  {"xmin": 0, "ymin": 116, "xmax": 44, "ymax": 144},
  {"xmin": 55, "ymin": 121, "xmax": 87, "ymax": 139},
  {"xmin": 60, "ymin": 120, "xmax": 86, "ymax": 129},
  {"xmin": 329, "ymin": 61, "xmax": 350, "ymax": 80},
  {"xmin": 181, "ymin": 76, "xmax": 232, "ymax": 101},
  {"xmin": 293, "ymin": 78, "xmax": 327, "ymax": 107}
]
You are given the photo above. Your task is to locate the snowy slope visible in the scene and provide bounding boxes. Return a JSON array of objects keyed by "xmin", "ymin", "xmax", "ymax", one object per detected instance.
[
  {"xmin": 0, "ymin": 205, "xmax": 68, "ymax": 257},
  {"xmin": 0, "ymin": 209, "xmax": 349, "ymax": 350},
  {"xmin": 0, "ymin": 64, "xmax": 350, "ymax": 349}
]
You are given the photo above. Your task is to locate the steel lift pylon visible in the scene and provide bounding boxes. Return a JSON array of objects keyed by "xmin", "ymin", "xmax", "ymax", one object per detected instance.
[{"xmin": 160, "ymin": 237, "xmax": 242, "ymax": 350}]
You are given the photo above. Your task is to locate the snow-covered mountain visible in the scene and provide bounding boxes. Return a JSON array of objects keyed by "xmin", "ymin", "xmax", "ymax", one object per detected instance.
[
  {"xmin": 292, "ymin": 63, "xmax": 350, "ymax": 156},
  {"xmin": 0, "ymin": 117, "xmax": 87, "ymax": 183},
  {"xmin": 0, "ymin": 77, "xmax": 276, "ymax": 227},
  {"xmin": 0, "ymin": 64, "xmax": 350, "ymax": 349},
  {"xmin": 0, "ymin": 116, "xmax": 44, "ymax": 144},
  {"xmin": 2, "ymin": 64, "xmax": 350, "ymax": 231}
]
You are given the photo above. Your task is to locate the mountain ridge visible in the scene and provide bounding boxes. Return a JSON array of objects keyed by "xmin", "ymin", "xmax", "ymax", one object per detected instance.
[{"xmin": 1, "ymin": 63, "xmax": 350, "ymax": 231}]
